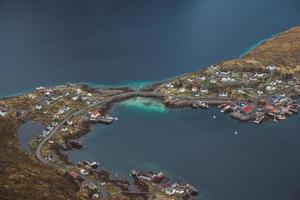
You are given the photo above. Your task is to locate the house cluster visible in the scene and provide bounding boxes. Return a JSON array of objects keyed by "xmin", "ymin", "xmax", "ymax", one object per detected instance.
[
  {"xmin": 70, "ymin": 88, "xmax": 95, "ymax": 105},
  {"xmin": 130, "ymin": 169, "xmax": 198, "ymax": 198},
  {"xmin": 162, "ymin": 63, "xmax": 280, "ymax": 100},
  {"xmin": 247, "ymin": 72, "xmax": 269, "ymax": 82},
  {"xmin": 217, "ymin": 94, "xmax": 299, "ymax": 124},
  {"xmin": 37, "ymin": 121, "xmax": 58, "ymax": 142},
  {"xmin": 35, "ymin": 86, "xmax": 97, "ymax": 112},
  {"xmin": 0, "ymin": 110, "xmax": 7, "ymax": 117},
  {"xmin": 35, "ymin": 87, "xmax": 65, "ymax": 108},
  {"xmin": 68, "ymin": 171, "xmax": 100, "ymax": 199},
  {"xmin": 164, "ymin": 182, "xmax": 199, "ymax": 198},
  {"xmin": 265, "ymin": 79, "xmax": 284, "ymax": 93},
  {"xmin": 88, "ymin": 111, "xmax": 118, "ymax": 124},
  {"xmin": 130, "ymin": 169, "xmax": 166, "ymax": 184},
  {"xmin": 164, "ymin": 80, "xmax": 209, "ymax": 96}
]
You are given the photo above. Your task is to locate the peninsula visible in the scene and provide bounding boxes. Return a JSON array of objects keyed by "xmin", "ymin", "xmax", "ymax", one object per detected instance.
[{"xmin": 1, "ymin": 27, "xmax": 300, "ymax": 200}]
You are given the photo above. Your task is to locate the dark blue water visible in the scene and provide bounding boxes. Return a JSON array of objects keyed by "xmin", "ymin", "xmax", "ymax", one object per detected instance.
[
  {"xmin": 18, "ymin": 121, "xmax": 44, "ymax": 153},
  {"xmin": 1, "ymin": 0, "xmax": 300, "ymax": 95},
  {"xmin": 69, "ymin": 98, "xmax": 300, "ymax": 200}
]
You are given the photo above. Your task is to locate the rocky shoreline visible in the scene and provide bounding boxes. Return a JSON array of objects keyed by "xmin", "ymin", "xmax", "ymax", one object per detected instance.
[{"xmin": 1, "ymin": 26, "xmax": 300, "ymax": 200}]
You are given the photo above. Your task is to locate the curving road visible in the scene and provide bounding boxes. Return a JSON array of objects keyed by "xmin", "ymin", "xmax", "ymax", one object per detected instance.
[{"xmin": 36, "ymin": 91, "xmax": 164, "ymax": 165}]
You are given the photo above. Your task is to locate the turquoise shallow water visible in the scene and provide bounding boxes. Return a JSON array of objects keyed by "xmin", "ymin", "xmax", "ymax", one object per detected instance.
[{"xmin": 120, "ymin": 97, "xmax": 168, "ymax": 113}]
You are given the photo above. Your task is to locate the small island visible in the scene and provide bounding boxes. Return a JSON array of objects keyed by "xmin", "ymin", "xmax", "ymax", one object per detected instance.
[{"xmin": 1, "ymin": 27, "xmax": 300, "ymax": 200}]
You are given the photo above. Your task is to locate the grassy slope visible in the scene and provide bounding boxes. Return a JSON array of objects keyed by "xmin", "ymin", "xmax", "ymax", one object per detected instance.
[
  {"xmin": 0, "ymin": 118, "xmax": 80, "ymax": 200},
  {"xmin": 217, "ymin": 27, "xmax": 300, "ymax": 74}
]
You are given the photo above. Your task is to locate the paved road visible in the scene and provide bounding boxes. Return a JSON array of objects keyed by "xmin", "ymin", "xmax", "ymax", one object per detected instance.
[
  {"xmin": 36, "ymin": 91, "xmax": 164, "ymax": 164},
  {"xmin": 34, "ymin": 91, "xmax": 165, "ymax": 198}
]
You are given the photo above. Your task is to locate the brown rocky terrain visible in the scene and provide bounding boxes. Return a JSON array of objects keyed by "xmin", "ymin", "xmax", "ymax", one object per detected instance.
[
  {"xmin": 218, "ymin": 27, "xmax": 300, "ymax": 76},
  {"xmin": 0, "ymin": 118, "xmax": 81, "ymax": 200}
]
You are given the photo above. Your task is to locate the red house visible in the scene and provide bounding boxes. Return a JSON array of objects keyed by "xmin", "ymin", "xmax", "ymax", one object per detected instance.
[{"xmin": 241, "ymin": 105, "xmax": 255, "ymax": 114}]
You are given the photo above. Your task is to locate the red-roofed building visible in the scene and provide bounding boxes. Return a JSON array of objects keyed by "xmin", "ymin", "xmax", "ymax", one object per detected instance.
[
  {"xmin": 241, "ymin": 105, "xmax": 255, "ymax": 114},
  {"xmin": 90, "ymin": 111, "xmax": 101, "ymax": 120},
  {"xmin": 266, "ymin": 104, "xmax": 278, "ymax": 113}
]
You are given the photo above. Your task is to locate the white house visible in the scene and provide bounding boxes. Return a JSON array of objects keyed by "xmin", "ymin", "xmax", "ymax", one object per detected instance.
[
  {"xmin": 198, "ymin": 76, "xmax": 206, "ymax": 81},
  {"xmin": 82, "ymin": 96, "xmax": 89, "ymax": 101},
  {"xmin": 257, "ymin": 90, "xmax": 264, "ymax": 95},
  {"xmin": 90, "ymin": 111, "xmax": 101, "ymax": 119},
  {"xmin": 61, "ymin": 127, "xmax": 68, "ymax": 132},
  {"xmin": 187, "ymin": 78, "xmax": 194, "ymax": 83},
  {"xmin": 249, "ymin": 77, "xmax": 257, "ymax": 82},
  {"xmin": 221, "ymin": 77, "xmax": 233, "ymax": 82},
  {"xmin": 44, "ymin": 91, "xmax": 50, "ymax": 96},
  {"xmin": 266, "ymin": 65, "xmax": 277, "ymax": 71},
  {"xmin": 36, "ymin": 86, "xmax": 45, "ymax": 91},
  {"xmin": 35, "ymin": 105, "xmax": 42, "ymax": 110},
  {"xmin": 237, "ymin": 88, "xmax": 245, "ymax": 94},
  {"xmin": 200, "ymin": 88, "xmax": 208, "ymax": 93},
  {"xmin": 0, "ymin": 111, "xmax": 7, "ymax": 117},
  {"xmin": 220, "ymin": 71, "xmax": 229, "ymax": 76},
  {"xmin": 265, "ymin": 85, "xmax": 276, "ymax": 92},
  {"xmin": 191, "ymin": 85, "xmax": 198, "ymax": 92},
  {"xmin": 219, "ymin": 92, "xmax": 228, "ymax": 98},
  {"xmin": 179, "ymin": 87, "xmax": 185, "ymax": 93},
  {"xmin": 72, "ymin": 96, "xmax": 79, "ymax": 101},
  {"xmin": 165, "ymin": 83, "xmax": 174, "ymax": 88}
]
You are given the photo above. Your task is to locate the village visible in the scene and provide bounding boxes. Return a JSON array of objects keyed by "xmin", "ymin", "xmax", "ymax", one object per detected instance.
[
  {"xmin": 0, "ymin": 61, "xmax": 299, "ymax": 199},
  {"xmin": 159, "ymin": 64, "xmax": 300, "ymax": 124},
  {"xmin": 0, "ymin": 83, "xmax": 200, "ymax": 200}
]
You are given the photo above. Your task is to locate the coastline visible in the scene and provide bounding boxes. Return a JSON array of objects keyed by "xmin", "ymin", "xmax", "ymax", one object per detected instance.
[
  {"xmin": 239, "ymin": 31, "xmax": 282, "ymax": 58},
  {"xmin": 1, "ymin": 26, "xmax": 300, "ymax": 200}
]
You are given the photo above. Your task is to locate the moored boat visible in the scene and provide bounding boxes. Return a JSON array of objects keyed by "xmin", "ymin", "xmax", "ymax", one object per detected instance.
[
  {"xmin": 130, "ymin": 169, "xmax": 166, "ymax": 184},
  {"xmin": 253, "ymin": 115, "xmax": 265, "ymax": 124},
  {"xmin": 221, "ymin": 105, "xmax": 231, "ymax": 113}
]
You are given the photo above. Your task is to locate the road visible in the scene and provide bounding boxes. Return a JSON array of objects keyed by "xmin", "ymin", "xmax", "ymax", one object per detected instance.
[
  {"xmin": 35, "ymin": 91, "xmax": 164, "ymax": 164},
  {"xmin": 34, "ymin": 90, "xmax": 165, "ymax": 198}
]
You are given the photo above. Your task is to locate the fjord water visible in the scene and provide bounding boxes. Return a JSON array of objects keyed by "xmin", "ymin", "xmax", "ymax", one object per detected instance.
[
  {"xmin": 1, "ymin": 0, "xmax": 300, "ymax": 95},
  {"xmin": 69, "ymin": 99, "xmax": 300, "ymax": 200},
  {"xmin": 1, "ymin": 0, "xmax": 300, "ymax": 200},
  {"xmin": 18, "ymin": 121, "xmax": 44, "ymax": 153}
]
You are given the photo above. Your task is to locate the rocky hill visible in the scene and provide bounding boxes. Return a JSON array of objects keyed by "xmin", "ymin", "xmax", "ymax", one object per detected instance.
[
  {"xmin": 0, "ymin": 118, "xmax": 81, "ymax": 200},
  {"xmin": 218, "ymin": 27, "xmax": 300, "ymax": 77}
]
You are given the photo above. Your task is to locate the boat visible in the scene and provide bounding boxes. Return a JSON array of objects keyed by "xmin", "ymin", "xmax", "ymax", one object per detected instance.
[
  {"xmin": 289, "ymin": 107, "xmax": 298, "ymax": 114},
  {"xmin": 199, "ymin": 101, "xmax": 209, "ymax": 109},
  {"xmin": 168, "ymin": 182, "xmax": 199, "ymax": 197},
  {"xmin": 130, "ymin": 169, "xmax": 166, "ymax": 184},
  {"xmin": 253, "ymin": 115, "xmax": 265, "ymax": 124},
  {"xmin": 84, "ymin": 159, "xmax": 100, "ymax": 169},
  {"xmin": 67, "ymin": 139, "xmax": 83, "ymax": 149},
  {"xmin": 285, "ymin": 108, "xmax": 293, "ymax": 116},
  {"xmin": 218, "ymin": 103, "xmax": 228, "ymax": 109},
  {"xmin": 89, "ymin": 116, "xmax": 114, "ymax": 124},
  {"xmin": 221, "ymin": 105, "xmax": 231, "ymax": 113},
  {"xmin": 275, "ymin": 115, "xmax": 286, "ymax": 120}
]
